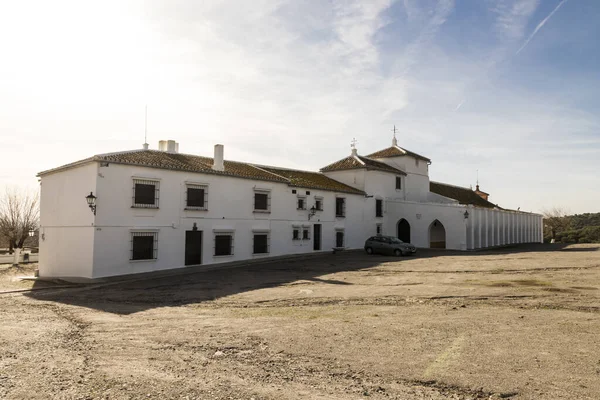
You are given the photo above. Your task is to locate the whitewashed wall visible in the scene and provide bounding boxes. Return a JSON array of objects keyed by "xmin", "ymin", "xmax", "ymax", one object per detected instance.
[
  {"xmin": 39, "ymin": 162, "xmax": 98, "ymax": 279},
  {"xmin": 90, "ymin": 163, "xmax": 368, "ymax": 278}
]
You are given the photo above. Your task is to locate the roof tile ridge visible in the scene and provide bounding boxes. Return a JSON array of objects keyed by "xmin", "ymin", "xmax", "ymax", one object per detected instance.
[
  {"xmin": 393, "ymin": 145, "xmax": 408, "ymax": 154},
  {"xmin": 353, "ymin": 155, "xmax": 366, "ymax": 165},
  {"xmin": 430, "ymin": 181, "xmax": 472, "ymax": 191},
  {"xmin": 247, "ymin": 164, "xmax": 291, "ymax": 183}
]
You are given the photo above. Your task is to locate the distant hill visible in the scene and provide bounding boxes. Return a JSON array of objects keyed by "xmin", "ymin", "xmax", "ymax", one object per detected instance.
[{"xmin": 548, "ymin": 212, "xmax": 600, "ymax": 243}]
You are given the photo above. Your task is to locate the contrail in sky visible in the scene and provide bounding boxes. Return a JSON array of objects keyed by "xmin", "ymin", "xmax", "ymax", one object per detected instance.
[{"xmin": 515, "ymin": 0, "xmax": 569, "ymax": 55}]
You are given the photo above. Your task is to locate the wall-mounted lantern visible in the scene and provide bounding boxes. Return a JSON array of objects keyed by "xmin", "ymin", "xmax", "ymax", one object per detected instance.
[
  {"xmin": 85, "ymin": 192, "xmax": 97, "ymax": 215},
  {"xmin": 464, "ymin": 210, "xmax": 469, "ymax": 219},
  {"xmin": 308, "ymin": 205, "xmax": 317, "ymax": 220},
  {"xmin": 28, "ymin": 229, "xmax": 35, "ymax": 237}
]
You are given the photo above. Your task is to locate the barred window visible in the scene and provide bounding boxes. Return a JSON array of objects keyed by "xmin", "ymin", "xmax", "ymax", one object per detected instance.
[
  {"xmin": 186, "ymin": 184, "xmax": 208, "ymax": 210},
  {"xmin": 133, "ymin": 179, "xmax": 159, "ymax": 208},
  {"xmin": 376, "ymin": 224, "xmax": 382, "ymax": 235},
  {"xmin": 396, "ymin": 176, "xmax": 402, "ymax": 190},
  {"xmin": 293, "ymin": 228, "xmax": 300, "ymax": 240},
  {"xmin": 254, "ymin": 191, "xmax": 270, "ymax": 212},
  {"xmin": 315, "ymin": 198, "xmax": 323, "ymax": 211},
  {"xmin": 302, "ymin": 228, "xmax": 310, "ymax": 240},
  {"xmin": 335, "ymin": 197, "xmax": 346, "ymax": 217},
  {"xmin": 376, "ymin": 199, "xmax": 383, "ymax": 217},
  {"xmin": 253, "ymin": 233, "xmax": 269, "ymax": 254},
  {"xmin": 297, "ymin": 197, "xmax": 306, "ymax": 210},
  {"xmin": 336, "ymin": 230, "xmax": 345, "ymax": 248},
  {"xmin": 214, "ymin": 233, "xmax": 234, "ymax": 256},
  {"xmin": 130, "ymin": 232, "xmax": 158, "ymax": 260}
]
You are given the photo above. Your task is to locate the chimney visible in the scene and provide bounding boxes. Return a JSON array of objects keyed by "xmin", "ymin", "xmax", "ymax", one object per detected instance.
[
  {"xmin": 213, "ymin": 144, "xmax": 224, "ymax": 171},
  {"xmin": 143, "ymin": 143, "xmax": 149, "ymax": 150},
  {"xmin": 158, "ymin": 140, "xmax": 179, "ymax": 153}
]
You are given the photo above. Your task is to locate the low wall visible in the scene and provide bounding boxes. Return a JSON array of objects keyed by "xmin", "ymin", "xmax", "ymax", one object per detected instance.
[{"xmin": 0, "ymin": 253, "xmax": 39, "ymax": 265}]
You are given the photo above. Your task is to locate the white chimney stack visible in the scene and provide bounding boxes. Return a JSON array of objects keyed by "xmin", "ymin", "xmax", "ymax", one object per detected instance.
[
  {"xmin": 158, "ymin": 140, "xmax": 179, "ymax": 153},
  {"xmin": 213, "ymin": 144, "xmax": 224, "ymax": 171}
]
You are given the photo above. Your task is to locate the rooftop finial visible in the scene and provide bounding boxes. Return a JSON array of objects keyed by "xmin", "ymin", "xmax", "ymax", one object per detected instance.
[
  {"xmin": 392, "ymin": 125, "xmax": 398, "ymax": 146},
  {"xmin": 476, "ymin": 169, "xmax": 479, "ymax": 190},
  {"xmin": 351, "ymin": 138, "xmax": 358, "ymax": 156},
  {"xmin": 143, "ymin": 105, "xmax": 149, "ymax": 150}
]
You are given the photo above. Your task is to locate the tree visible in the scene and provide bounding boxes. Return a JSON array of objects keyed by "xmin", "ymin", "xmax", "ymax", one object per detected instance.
[
  {"xmin": 542, "ymin": 207, "xmax": 571, "ymax": 242},
  {"xmin": 0, "ymin": 187, "xmax": 39, "ymax": 265}
]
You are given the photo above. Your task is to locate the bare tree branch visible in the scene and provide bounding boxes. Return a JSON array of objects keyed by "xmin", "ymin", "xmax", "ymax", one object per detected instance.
[
  {"xmin": 0, "ymin": 187, "xmax": 40, "ymax": 254},
  {"xmin": 542, "ymin": 207, "xmax": 571, "ymax": 241}
]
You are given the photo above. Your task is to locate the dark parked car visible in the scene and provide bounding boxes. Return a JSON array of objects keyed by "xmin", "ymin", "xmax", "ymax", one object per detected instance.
[{"xmin": 364, "ymin": 235, "xmax": 417, "ymax": 256}]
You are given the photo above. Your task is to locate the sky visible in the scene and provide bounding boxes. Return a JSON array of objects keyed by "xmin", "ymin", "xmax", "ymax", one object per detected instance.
[{"xmin": 0, "ymin": 0, "xmax": 599, "ymax": 214}]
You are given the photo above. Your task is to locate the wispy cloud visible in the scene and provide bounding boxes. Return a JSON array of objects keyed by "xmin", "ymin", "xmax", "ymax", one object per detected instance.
[{"xmin": 515, "ymin": 0, "xmax": 569, "ymax": 55}]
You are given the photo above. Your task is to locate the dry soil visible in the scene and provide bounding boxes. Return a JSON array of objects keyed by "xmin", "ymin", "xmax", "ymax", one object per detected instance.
[{"xmin": 1, "ymin": 243, "xmax": 599, "ymax": 399}]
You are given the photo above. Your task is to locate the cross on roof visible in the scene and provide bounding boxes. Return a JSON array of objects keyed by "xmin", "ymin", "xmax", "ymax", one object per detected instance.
[
  {"xmin": 350, "ymin": 137, "xmax": 358, "ymax": 149},
  {"xmin": 392, "ymin": 125, "xmax": 398, "ymax": 138}
]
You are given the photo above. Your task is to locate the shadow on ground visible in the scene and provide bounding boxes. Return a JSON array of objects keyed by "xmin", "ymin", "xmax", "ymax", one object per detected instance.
[{"xmin": 25, "ymin": 243, "xmax": 598, "ymax": 315}]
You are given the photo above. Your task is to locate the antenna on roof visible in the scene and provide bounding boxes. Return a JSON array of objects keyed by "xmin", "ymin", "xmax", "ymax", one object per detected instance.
[
  {"xmin": 392, "ymin": 125, "xmax": 398, "ymax": 146},
  {"xmin": 143, "ymin": 105, "xmax": 149, "ymax": 150}
]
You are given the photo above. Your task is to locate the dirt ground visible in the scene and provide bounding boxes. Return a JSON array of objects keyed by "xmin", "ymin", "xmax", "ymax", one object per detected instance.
[{"xmin": 1, "ymin": 244, "xmax": 599, "ymax": 400}]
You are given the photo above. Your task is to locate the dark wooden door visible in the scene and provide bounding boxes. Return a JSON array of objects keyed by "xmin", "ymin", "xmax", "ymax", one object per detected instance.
[
  {"xmin": 397, "ymin": 219, "xmax": 411, "ymax": 243},
  {"xmin": 313, "ymin": 224, "xmax": 321, "ymax": 251},
  {"xmin": 185, "ymin": 230, "xmax": 202, "ymax": 266}
]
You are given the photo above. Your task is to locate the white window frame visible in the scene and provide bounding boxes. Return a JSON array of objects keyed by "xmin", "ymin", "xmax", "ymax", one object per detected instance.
[
  {"xmin": 185, "ymin": 182, "xmax": 208, "ymax": 211},
  {"xmin": 297, "ymin": 195, "xmax": 307, "ymax": 210},
  {"xmin": 213, "ymin": 230, "xmax": 234, "ymax": 257},
  {"xmin": 314, "ymin": 196, "xmax": 324, "ymax": 211},
  {"xmin": 335, "ymin": 197, "xmax": 346, "ymax": 218},
  {"xmin": 253, "ymin": 188, "xmax": 271, "ymax": 213},
  {"xmin": 130, "ymin": 230, "xmax": 159, "ymax": 262},
  {"xmin": 132, "ymin": 178, "xmax": 160, "ymax": 208},
  {"xmin": 252, "ymin": 229, "xmax": 270, "ymax": 255}
]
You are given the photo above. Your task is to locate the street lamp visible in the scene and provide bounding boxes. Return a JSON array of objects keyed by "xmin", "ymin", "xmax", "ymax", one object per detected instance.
[
  {"xmin": 308, "ymin": 205, "xmax": 317, "ymax": 220},
  {"xmin": 85, "ymin": 192, "xmax": 97, "ymax": 215}
]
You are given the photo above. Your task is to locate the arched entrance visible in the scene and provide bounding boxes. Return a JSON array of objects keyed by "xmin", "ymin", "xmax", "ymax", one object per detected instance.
[
  {"xmin": 429, "ymin": 219, "xmax": 446, "ymax": 249},
  {"xmin": 397, "ymin": 219, "xmax": 411, "ymax": 243}
]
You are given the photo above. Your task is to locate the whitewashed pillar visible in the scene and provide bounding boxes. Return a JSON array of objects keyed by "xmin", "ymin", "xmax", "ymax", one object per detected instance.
[
  {"xmin": 477, "ymin": 208, "xmax": 482, "ymax": 249},
  {"xmin": 485, "ymin": 209, "xmax": 489, "ymax": 247},
  {"xmin": 491, "ymin": 210, "xmax": 496, "ymax": 246},
  {"xmin": 469, "ymin": 207, "xmax": 475, "ymax": 250}
]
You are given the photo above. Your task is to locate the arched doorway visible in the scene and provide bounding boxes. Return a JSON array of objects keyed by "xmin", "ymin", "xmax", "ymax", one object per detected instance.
[
  {"xmin": 429, "ymin": 219, "xmax": 446, "ymax": 249},
  {"xmin": 397, "ymin": 219, "xmax": 411, "ymax": 243}
]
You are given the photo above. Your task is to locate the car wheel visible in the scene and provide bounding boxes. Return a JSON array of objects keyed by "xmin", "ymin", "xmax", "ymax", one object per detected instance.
[
  {"xmin": 365, "ymin": 247, "xmax": 373, "ymax": 255},
  {"xmin": 394, "ymin": 249, "xmax": 402, "ymax": 257}
]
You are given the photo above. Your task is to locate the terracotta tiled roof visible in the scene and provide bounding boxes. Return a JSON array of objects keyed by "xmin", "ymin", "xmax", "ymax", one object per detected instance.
[
  {"xmin": 37, "ymin": 149, "xmax": 365, "ymax": 195},
  {"xmin": 255, "ymin": 166, "xmax": 364, "ymax": 195},
  {"xmin": 430, "ymin": 181, "xmax": 501, "ymax": 209},
  {"xmin": 320, "ymin": 154, "xmax": 406, "ymax": 175},
  {"xmin": 367, "ymin": 145, "xmax": 431, "ymax": 162}
]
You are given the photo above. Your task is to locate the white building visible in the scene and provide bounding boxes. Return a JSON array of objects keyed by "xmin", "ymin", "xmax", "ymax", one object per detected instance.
[{"xmin": 37, "ymin": 138, "xmax": 543, "ymax": 280}]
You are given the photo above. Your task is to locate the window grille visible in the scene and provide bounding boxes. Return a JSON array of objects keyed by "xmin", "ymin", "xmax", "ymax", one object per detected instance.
[
  {"xmin": 302, "ymin": 228, "xmax": 310, "ymax": 240},
  {"xmin": 297, "ymin": 197, "xmax": 306, "ymax": 210},
  {"xmin": 293, "ymin": 228, "xmax": 300, "ymax": 240},
  {"xmin": 335, "ymin": 198, "xmax": 346, "ymax": 217},
  {"xmin": 314, "ymin": 197, "xmax": 323, "ymax": 211},
  {"xmin": 186, "ymin": 184, "xmax": 208, "ymax": 210},
  {"xmin": 130, "ymin": 231, "xmax": 158, "ymax": 260},
  {"xmin": 132, "ymin": 179, "xmax": 159, "ymax": 208},
  {"xmin": 396, "ymin": 176, "xmax": 402, "ymax": 190},
  {"xmin": 254, "ymin": 191, "xmax": 271, "ymax": 212},
  {"xmin": 253, "ymin": 234, "xmax": 269, "ymax": 254},
  {"xmin": 376, "ymin": 199, "xmax": 383, "ymax": 217},
  {"xmin": 214, "ymin": 234, "xmax": 234, "ymax": 256}
]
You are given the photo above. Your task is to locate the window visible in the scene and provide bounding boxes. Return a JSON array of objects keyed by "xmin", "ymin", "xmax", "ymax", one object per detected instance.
[
  {"xmin": 133, "ymin": 179, "xmax": 159, "ymax": 208},
  {"xmin": 335, "ymin": 197, "xmax": 346, "ymax": 217},
  {"xmin": 186, "ymin": 184, "xmax": 207, "ymax": 210},
  {"xmin": 415, "ymin": 158, "xmax": 419, "ymax": 167},
  {"xmin": 315, "ymin": 198, "xmax": 323, "ymax": 211},
  {"xmin": 293, "ymin": 228, "xmax": 300, "ymax": 240},
  {"xmin": 302, "ymin": 228, "xmax": 310, "ymax": 240},
  {"xmin": 376, "ymin": 224, "xmax": 382, "ymax": 235},
  {"xmin": 376, "ymin": 199, "xmax": 383, "ymax": 217},
  {"xmin": 214, "ymin": 233, "xmax": 234, "ymax": 256},
  {"xmin": 335, "ymin": 230, "xmax": 345, "ymax": 247},
  {"xmin": 253, "ymin": 233, "xmax": 269, "ymax": 254},
  {"xmin": 396, "ymin": 176, "xmax": 402, "ymax": 190},
  {"xmin": 130, "ymin": 232, "xmax": 158, "ymax": 260},
  {"xmin": 254, "ymin": 190, "xmax": 270, "ymax": 212},
  {"xmin": 297, "ymin": 197, "xmax": 306, "ymax": 210}
]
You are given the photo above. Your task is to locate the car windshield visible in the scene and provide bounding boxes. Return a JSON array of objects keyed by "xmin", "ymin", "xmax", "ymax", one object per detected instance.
[{"xmin": 389, "ymin": 237, "xmax": 403, "ymax": 244}]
